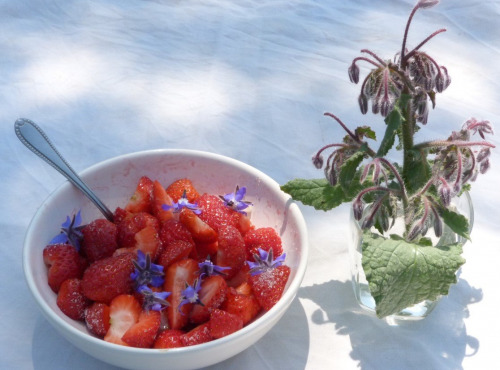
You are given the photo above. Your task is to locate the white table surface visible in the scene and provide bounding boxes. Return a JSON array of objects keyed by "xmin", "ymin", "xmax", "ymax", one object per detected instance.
[{"xmin": 1, "ymin": 0, "xmax": 499, "ymax": 369}]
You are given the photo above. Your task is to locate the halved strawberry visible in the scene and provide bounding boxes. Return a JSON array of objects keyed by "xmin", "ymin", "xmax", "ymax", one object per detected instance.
[
  {"xmin": 81, "ymin": 252, "xmax": 135, "ymax": 304},
  {"xmin": 43, "ymin": 244, "xmax": 87, "ymax": 293},
  {"xmin": 85, "ymin": 302, "xmax": 111, "ymax": 337},
  {"xmin": 132, "ymin": 225, "xmax": 161, "ymax": 260},
  {"xmin": 248, "ymin": 265, "xmax": 290, "ymax": 311},
  {"xmin": 125, "ymin": 176, "xmax": 154, "ymax": 214},
  {"xmin": 153, "ymin": 329, "xmax": 185, "ymax": 349},
  {"xmin": 209, "ymin": 309, "xmax": 243, "ymax": 339},
  {"xmin": 180, "ymin": 322, "xmax": 212, "ymax": 347},
  {"xmin": 159, "ymin": 219, "xmax": 196, "ymax": 252},
  {"xmin": 81, "ymin": 218, "xmax": 118, "ymax": 262},
  {"xmin": 226, "ymin": 263, "xmax": 250, "ymax": 288},
  {"xmin": 164, "ymin": 258, "xmax": 199, "ymax": 330},
  {"xmin": 194, "ymin": 241, "xmax": 218, "ymax": 261},
  {"xmin": 117, "ymin": 212, "xmax": 160, "ymax": 249},
  {"xmin": 122, "ymin": 310, "xmax": 162, "ymax": 348},
  {"xmin": 179, "ymin": 209, "xmax": 217, "ymax": 243},
  {"xmin": 166, "ymin": 178, "xmax": 200, "ymax": 203},
  {"xmin": 190, "ymin": 275, "xmax": 228, "ymax": 324},
  {"xmin": 152, "ymin": 180, "xmax": 174, "ymax": 223},
  {"xmin": 158, "ymin": 240, "xmax": 193, "ymax": 268},
  {"xmin": 215, "ymin": 225, "xmax": 246, "ymax": 279},
  {"xmin": 104, "ymin": 294, "xmax": 141, "ymax": 346},
  {"xmin": 223, "ymin": 286, "xmax": 261, "ymax": 325},
  {"xmin": 57, "ymin": 278, "xmax": 91, "ymax": 321},
  {"xmin": 197, "ymin": 194, "xmax": 252, "ymax": 235},
  {"xmin": 244, "ymin": 227, "xmax": 283, "ymax": 260}
]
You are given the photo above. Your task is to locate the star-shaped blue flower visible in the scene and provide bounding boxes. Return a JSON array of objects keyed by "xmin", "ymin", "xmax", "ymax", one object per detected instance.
[
  {"xmin": 131, "ymin": 250, "xmax": 165, "ymax": 288},
  {"xmin": 178, "ymin": 278, "xmax": 204, "ymax": 312},
  {"xmin": 49, "ymin": 210, "xmax": 85, "ymax": 250},
  {"xmin": 219, "ymin": 186, "xmax": 253, "ymax": 215},
  {"xmin": 162, "ymin": 190, "xmax": 201, "ymax": 214},
  {"xmin": 137, "ymin": 285, "xmax": 170, "ymax": 311},
  {"xmin": 198, "ymin": 257, "xmax": 230, "ymax": 278},
  {"xmin": 247, "ymin": 248, "xmax": 286, "ymax": 276}
]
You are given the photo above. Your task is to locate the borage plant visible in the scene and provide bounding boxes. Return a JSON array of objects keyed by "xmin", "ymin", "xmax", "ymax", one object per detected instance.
[{"xmin": 282, "ymin": 0, "xmax": 494, "ymax": 318}]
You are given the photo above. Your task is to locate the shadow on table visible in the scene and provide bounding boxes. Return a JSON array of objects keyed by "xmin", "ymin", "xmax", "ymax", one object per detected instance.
[{"xmin": 298, "ymin": 276, "xmax": 482, "ymax": 370}]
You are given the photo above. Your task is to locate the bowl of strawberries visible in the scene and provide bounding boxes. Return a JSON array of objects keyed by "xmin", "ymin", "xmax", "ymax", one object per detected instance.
[{"xmin": 23, "ymin": 149, "xmax": 308, "ymax": 370}]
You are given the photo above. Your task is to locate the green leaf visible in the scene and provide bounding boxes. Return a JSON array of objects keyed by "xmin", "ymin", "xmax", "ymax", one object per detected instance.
[
  {"xmin": 338, "ymin": 151, "xmax": 365, "ymax": 195},
  {"xmin": 361, "ymin": 231, "xmax": 465, "ymax": 318},
  {"xmin": 376, "ymin": 108, "xmax": 403, "ymax": 157},
  {"xmin": 355, "ymin": 126, "xmax": 377, "ymax": 141},
  {"xmin": 403, "ymin": 149, "xmax": 432, "ymax": 194},
  {"xmin": 439, "ymin": 208, "xmax": 471, "ymax": 240},
  {"xmin": 280, "ymin": 178, "xmax": 347, "ymax": 211}
]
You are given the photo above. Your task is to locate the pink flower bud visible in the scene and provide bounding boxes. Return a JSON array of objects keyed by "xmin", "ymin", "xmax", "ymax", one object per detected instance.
[
  {"xmin": 418, "ymin": 0, "xmax": 440, "ymax": 9},
  {"xmin": 358, "ymin": 94, "xmax": 368, "ymax": 115},
  {"xmin": 352, "ymin": 199, "xmax": 364, "ymax": 221},
  {"xmin": 312, "ymin": 154, "xmax": 324, "ymax": 169},
  {"xmin": 348, "ymin": 63, "xmax": 360, "ymax": 84}
]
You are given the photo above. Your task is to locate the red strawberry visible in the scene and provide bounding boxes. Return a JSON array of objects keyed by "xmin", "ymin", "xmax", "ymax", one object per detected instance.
[
  {"xmin": 190, "ymin": 275, "xmax": 228, "ymax": 324},
  {"xmin": 125, "ymin": 176, "xmax": 154, "ymax": 214},
  {"xmin": 226, "ymin": 263, "xmax": 250, "ymax": 288},
  {"xmin": 104, "ymin": 294, "xmax": 141, "ymax": 346},
  {"xmin": 43, "ymin": 244, "xmax": 87, "ymax": 293},
  {"xmin": 215, "ymin": 225, "xmax": 246, "ymax": 279},
  {"xmin": 132, "ymin": 225, "xmax": 161, "ymax": 260},
  {"xmin": 81, "ymin": 218, "xmax": 118, "ymax": 262},
  {"xmin": 244, "ymin": 227, "xmax": 283, "ymax": 259},
  {"xmin": 197, "ymin": 194, "xmax": 252, "ymax": 235},
  {"xmin": 180, "ymin": 322, "xmax": 212, "ymax": 347},
  {"xmin": 166, "ymin": 178, "xmax": 200, "ymax": 203},
  {"xmin": 248, "ymin": 265, "xmax": 290, "ymax": 311},
  {"xmin": 209, "ymin": 309, "xmax": 243, "ymax": 339},
  {"xmin": 153, "ymin": 329, "xmax": 185, "ymax": 349},
  {"xmin": 117, "ymin": 212, "xmax": 160, "ymax": 249},
  {"xmin": 223, "ymin": 286, "xmax": 261, "ymax": 325},
  {"xmin": 113, "ymin": 207, "xmax": 129, "ymax": 225},
  {"xmin": 56, "ymin": 278, "xmax": 91, "ymax": 321},
  {"xmin": 164, "ymin": 258, "xmax": 199, "ymax": 330},
  {"xmin": 158, "ymin": 240, "xmax": 193, "ymax": 268},
  {"xmin": 179, "ymin": 209, "xmax": 217, "ymax": 243},
  {"xmin": 194, "ymin": 241, "xmax": 218, "ymax": 261},
  {"xmin": 85, "ymin": 302, "xmax": 111, "ymax": 337},
  {"xmin": 152, "ymin": 180, "xmax": 174, "ymax": 223},
  {"xmin": 159, "ymin": 219, "xmax": 195, "ymax": 249},
  {"xmin": 122, "ymin": 310, "xmax": 162, "ymax": 348},
  {"xmin": 81, "ymin": 252, "xmax": 135, "ymax": 304}
]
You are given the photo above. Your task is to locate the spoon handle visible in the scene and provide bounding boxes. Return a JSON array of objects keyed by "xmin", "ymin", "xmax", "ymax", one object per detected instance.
[{"xmin": 14, "ymin": 118, "xmax": 114, "ymax": 222}]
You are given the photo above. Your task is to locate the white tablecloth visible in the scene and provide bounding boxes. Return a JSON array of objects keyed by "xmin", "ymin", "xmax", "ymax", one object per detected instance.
[{"xmin": 1, "ymin": 0, "xmax": 499, "ymax": 369}]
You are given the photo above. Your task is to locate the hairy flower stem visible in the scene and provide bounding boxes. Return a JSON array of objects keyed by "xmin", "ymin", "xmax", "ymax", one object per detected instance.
[{"xmin": 400, "ymin": 90, "xmax": 415, "ymax": 232}]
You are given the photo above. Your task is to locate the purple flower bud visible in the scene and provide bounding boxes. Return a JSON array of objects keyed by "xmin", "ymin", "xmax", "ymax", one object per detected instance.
[
  {"xmin": 372, "ymin": 100, "xmax": 380, "ymax": 114},
  {"xmin": 476, "ymin": 148, "xmax": 490, "ymax": 163},
  {"xmin": 380, "ymin": 99, "xmax": 392, "ymax": 117},
  {"xmin": 348, "ymin": 63, "xmax": 360, "ymax": 84},
  {"xmin": 438, "ymin": 178, "xmax": 451, "ymax": 206},
  {"xmin": 312, "ymin": 154, "xmax": 324, "ymax": 169},
  {"xmin": 480, "ymin": 158, "xmax": 490, "ymax": 174},
  {"xmin": 358, "ymin": 93, "xmax": 368, "ymax": 115},
  {"xmin": 418, "ymin": 0, "xmax": 440, "ymax": 9},
  {"xmin": 324, "ymin": 165, "xmax": 337, "ymax": 186},
  {"xmin": 407, "ymin": 222, "xmax": 423, "ymax": 241},
  {"xmin": 352, "ymin": 199, "xmax": 364, "ymax": 221},
  {"xmin": 435, "ymin": 72, "xmax": 445, "ymax": 93},
  {"xmin": 433, "ymin": 216, "xmax": 442, "ymax": 238}
]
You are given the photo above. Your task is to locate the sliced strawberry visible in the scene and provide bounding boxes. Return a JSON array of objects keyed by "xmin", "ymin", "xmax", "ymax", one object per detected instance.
[
  {"xmin": 153, "ymin": 329, "xmax": 185, "ymax": 349},
  {"xmin": 223, "ymin": 286, "xmax": 261, "ymax": 325},
  {"xmin": 158, "ymin": 240, "xmax": 193, "ymax": 268},
  {"xmin": 180, "ymin": 322, "xmax": 212, "ymax": 347},
  {"xmin": 113, "ymin": 207, "xmax": 129, "ymax": 225},
  {"xmin": 164, "ymin": 258, "xmax": 199, "ymax": 330},
  {"xmin": 81, "ymin": 252, "xmax": 135, "ymax": 304},
  {"xmin": 190, "ymin": 275, "xmax": 228, "ymax": 324},
  {"xmin": 194, "ymin": 240, "xmax": 218, "ymax": 261},
  {"xmin": 81, "ymin": 218, "xmax": 118, "ymax": 262},
  {"xmin": 209, "ymin": 309, "xmax": 243, "ymax": 339},
  {"xmin": 57, "ymin": 278, "xmax": 91, "ymax": 321},
  {"xmin": 226, "ymin": 263, "xmax": 250, "ymax": 288},
  {"xmin": 248, "ymin": 265, "xmax": 290, "ymax": 311},
  {"xmin": 122, "ymin": 310, "xmax": 162, "ymax": 348},
  {"xmin": 215, "ymin": 225, "xmax": 246, "ymax": 279},
  {"xmin": 166, "ymin": 178, "xmax": 200, "ymax": 203},
  {"xmin": 125, "ymin": 176, "xmax": 154, "ymax": 214},
  {"xmin": 43, "ymin": 244, "xmax": 87, "ymax": 293},
  {"xmin": 179, "ymin": 209, "xmax": 217, "ymax": 243},
  {"xmin": 159, "ymin": 219, "xmax": 196, "ymax": 254},
  {"xmin": 132, "ymin": 225, "xmax": 161, "ymax": 260},
  {"xmin": 104, "ymin": 294, "xmax": 141, "ymax": 346},
  {"xmin": 85, "ymin": 302, "xmax": 111, "ymax": 337},
  {"xmin": 244, "ymin": 227, "xmax": 283, "ymax": 260},
  {"xmin": 152, "ymin": 180, "xmax": 174, "ymax": 223},
  {"xmin": 117, "ymin": 212, "xmax": 160, "ymax": 249}
]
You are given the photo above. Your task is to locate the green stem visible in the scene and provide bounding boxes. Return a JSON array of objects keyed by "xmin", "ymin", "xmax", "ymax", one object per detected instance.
[{"xmin": 400, "ymin": 91, "xmax": 414, "ymax": 232}]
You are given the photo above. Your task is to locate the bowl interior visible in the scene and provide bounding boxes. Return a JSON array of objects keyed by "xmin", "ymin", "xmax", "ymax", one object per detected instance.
[{"xmin": 23, "ymin": 149, "xmax": 308, "ymax": 369}]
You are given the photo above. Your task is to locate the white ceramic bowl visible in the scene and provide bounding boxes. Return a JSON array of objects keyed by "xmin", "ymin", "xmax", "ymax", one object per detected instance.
[{"xmin": 23, "ymin": 149, "xmax": 308, "ymax": 370}]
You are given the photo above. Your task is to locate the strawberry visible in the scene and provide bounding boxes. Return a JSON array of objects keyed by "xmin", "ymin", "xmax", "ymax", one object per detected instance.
[
  {"xmin": 122, "ymin": 310, "xmax": 162, "ymax": 348},
  {"xmin": 152, "ymin": 180, "xmax": 174, "ymax": 223},
  {"xmin": 248, "ymin": 265, "xmax": 290, "ymax": 311},
  {"xmin": 159, "ymin": 219, "xmax": 195, "ymax": 248},
  {"xmin": 157, "ymin": 240, "xmax": 193, "ymax": 268},
  {"xmin": 197, "ymin": 194, "xmax": 252, "ymax": 235},
  {"xmin": 190, "ymin": 275, "xmax": 228, "ymax": 324},
  {"xmin": 209, "ymin": 309, "xmax": 243, "ymax": 339},
  {"xmin": 81, "ymin": 218, "xmax": 118, "ymax": 262},
  {"xmin": 180, "ymin": 322, "xmax": 212, "ymax": 347},
  {"xmin": 166, "ymin": 178, "xmax": 200, "ymax": 203},
  {"xmin": 153, "ymin": 329, "xmax": 185, "ymax": 349},
  {"xmin": 179, "ymin": 209, "xmax": 217, "ymax": 243},
  {"xmin": 125, "ymin": 176, "xmax": 154, "ymax": 214},
  {"xmin": 132, "ymin": 225, "xmax": 161, "ymax": 260},
  {"xmin": 113, "ymin": 207, "xmax": 129, "ymax": 225},
  {"xmin": 43, "ymin": 244, "xmax": 87, "ymax": 293},
  {"xmin": 226, "ymin": 263, "xmax": 250, "ymax": 288},
  {"xmin": 215, "ymin": 225, "xmax": 246, "ymax": 279},
  {"xmin": 85, "ymin": 302, "xmax": 111, "ymax": 337},
  {"xmin": 244, "ymin": 227, "xmax": 283, "ymax": 260},
  {"xmin": 163, "ymin": 258, "xmax": 199, "ymax": 330},
  {"xmin": 56, "ymin": 278, "xmax": 91, "ymax": 321},
  {"xmin": 104, "ymin": 294, "xmax": 141, "ymax": 346},
  {"xmin": 194, "ymin": 241, "xmax": 218, "ymax": 261},
  {"xmin": 117, "ymin": 212, "xmax": 160, "ymax": 249},
  {"xmin": 223, "ymin": 286, "xmax": 261, "ymax": 325},
  {"xmin": 81, "ymin": 252, "xmax": 135, "ymax": 304}
]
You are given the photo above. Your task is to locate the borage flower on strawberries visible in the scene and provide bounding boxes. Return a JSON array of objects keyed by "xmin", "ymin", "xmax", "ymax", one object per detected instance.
[
  {"xmin": 219, "ymin": 185, "xmax": 253, "ymax": 215},
  {"xmin": 137, "ymin": 285, "xmax": 170, "ymax": 311},
  {"xmin": 247, "ymin": 248, "xmax": 287, "ymax": 276},
  {"xmin": 49, "ymin": 210, "xmax": 85, "ymax": 250},
  {"xmin": 178, "ymin": 278, "xmax": 203, "ymax": 311},
  {"xmin": 198, "ymin": 257, "xmax": 230, "ymax": 278},
  {"xmin": 131, "ymin": 250, "xmax": 164, "ymax": 288},
  {"xmin": 162, "ymin": 189, "xmax": 201, "ymax": 214}
]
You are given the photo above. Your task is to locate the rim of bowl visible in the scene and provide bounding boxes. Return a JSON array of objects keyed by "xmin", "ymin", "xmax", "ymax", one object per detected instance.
[{"xmin": 23, "ymin": 149, "xmax": 309, "ymax": 356}]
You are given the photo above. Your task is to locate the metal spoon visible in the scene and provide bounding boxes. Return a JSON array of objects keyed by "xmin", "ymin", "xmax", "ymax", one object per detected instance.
[{"xmin": 14, "ymin": 118, "xmax": 114, "ymax": 222}]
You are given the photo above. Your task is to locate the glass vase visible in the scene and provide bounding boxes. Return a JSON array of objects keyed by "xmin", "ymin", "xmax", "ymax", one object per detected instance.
[{"xmin": 348, "ymin": 192, "xmax": 474, "ymax": 324}]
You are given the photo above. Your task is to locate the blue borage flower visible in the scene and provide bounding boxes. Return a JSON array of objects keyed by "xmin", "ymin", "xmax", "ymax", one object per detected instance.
[
  {"xmin": 131, "ymin": 250, "xmax": 165, "ymax": 288},
  {"xmin": 247, "ymin": 248, "xmax": 287, "ymax": 276},
  {"xmin": 137, "ymin": 285, "xmax": 170, "ymax": 311},
  {"xmin": 219, "ymin": 185, "xmax": 253, "ymax": 215},
  {"xmin": 198, "ymin": 257, "xmax": 230, "ymax": 278},
  {"xmin": 162, "ymin": 190, "xmax": 201, "ymax": 214},
  {"xmin": 49, "ymin": 210, "xmax": 85, "ymax": 250},
  {"xmin": 178, "ymin": 278, "xmax": 204, "ymax": 312}
]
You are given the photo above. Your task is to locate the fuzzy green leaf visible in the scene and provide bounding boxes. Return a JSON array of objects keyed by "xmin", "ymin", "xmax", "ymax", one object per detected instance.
[
  {"xmin": 355, "ymin": 126, "xmax": 377, "ymax": 140},
  {"xmin": 280, "ymin": 179, "xmax": 347, "ymax": 211},
  {"xmin": 440, "ymin": 208, "xmax": 471, "ymax": 240},
  {"xmin": 362, "ymin": 231, "xmax": 465, "ymax": 318},
  {"xmin": 376, "ymin": 109, "xmax": 403, "ymax": 157},
  {"xmin": 339, "ymin": 151, "xmax": 365, "ymax": 195},
  {"xmin": 404, "ymin": 149, "xmax": 432, "ymax": 194}
]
